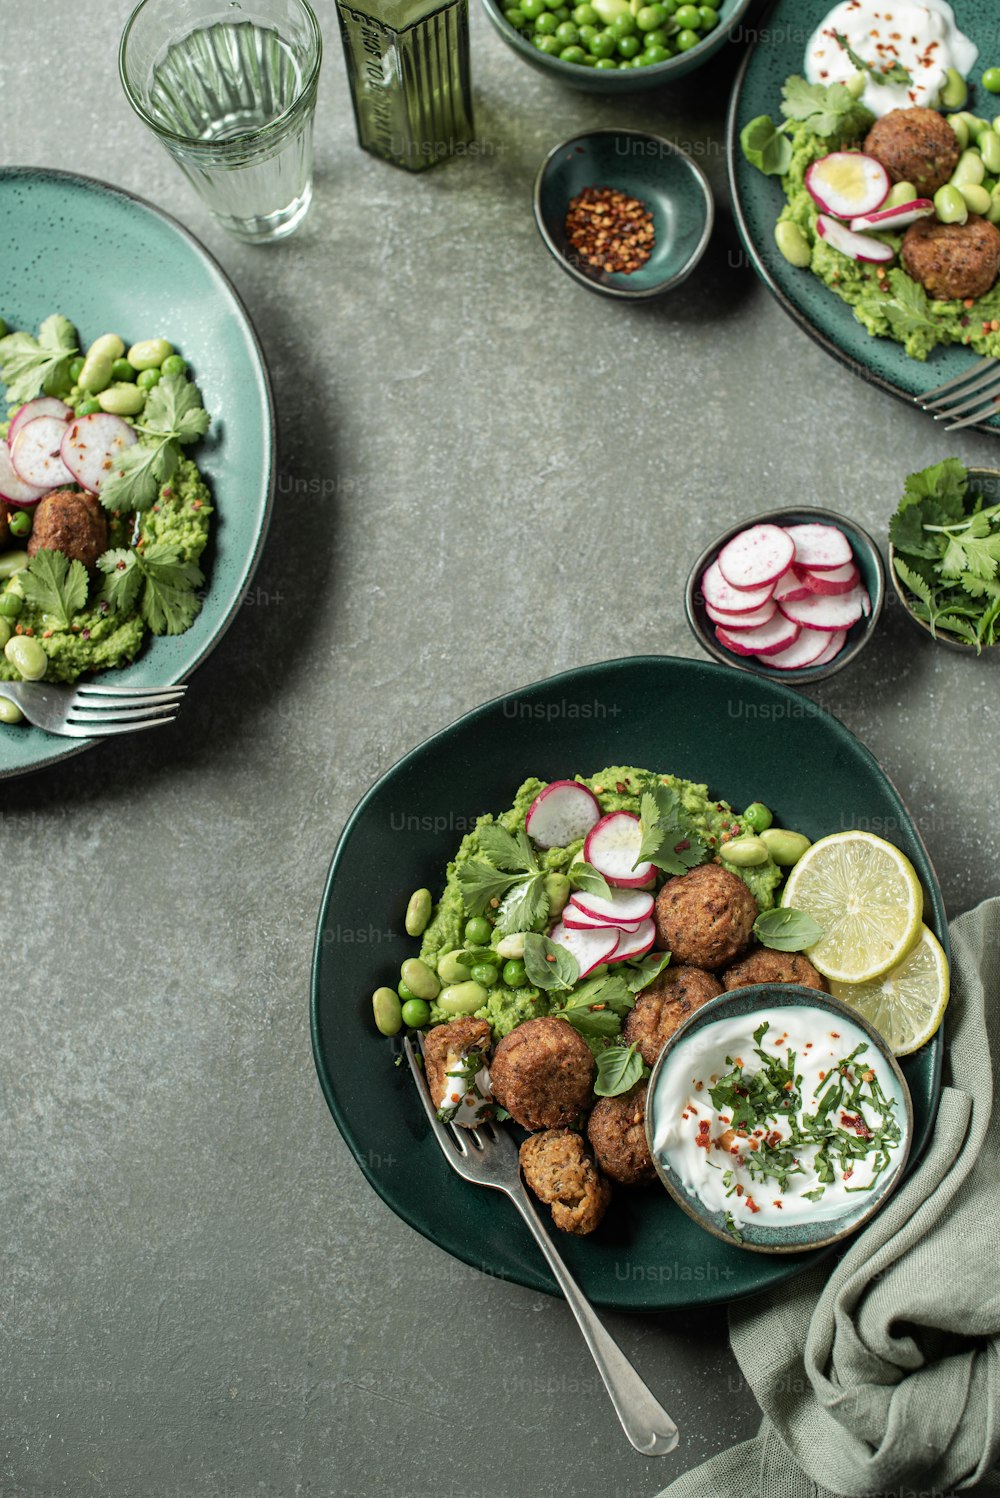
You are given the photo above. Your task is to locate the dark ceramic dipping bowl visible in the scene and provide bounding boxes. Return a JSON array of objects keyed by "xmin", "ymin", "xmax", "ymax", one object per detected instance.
[{"xmin": 533, "ymin": 129, "xmax": 713, "ymax": 301}]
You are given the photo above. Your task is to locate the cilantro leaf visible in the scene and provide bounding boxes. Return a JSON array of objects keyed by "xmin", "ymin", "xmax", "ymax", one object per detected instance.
[
  {"xmin": 39, "ymin": 314, "xmax": 77, "ymax": 355},
  {"xmin": 881, "ymin": 270, "xmax": 938, "ymax": 345},
  {"xmin": 780, "ymin": 75, "xmax": 867, "ymax": 136},
  {"xmin": 594, "ymin": 1044, "xmax": 646, "ymax": 1098},
  {"xmin": 523, "ymin": 932, "xmax": 578, "ymax": 992},
  {"xmin": 142, "ymin": 374, "xmax": 210, "ymax": 445},
  {"xmin": 753, "ymin": 908, "xmax": 824, "ymax": 953},
  {"xmin": 136, "ymin": 544, "xmax": 203, "ymax": 635},
  {"xmin": 495, "ymin": 871, "xmax": 548, "ymax": 936},
  {"xmin": 740, "ymin": 115, "xmax": 793, "ymax": 176},
  {"xmin": 458, "ymin": 859, "xmax": 522, "ymax": 916},
  {"xmin": 477, "ymin": 823, "xmax": 538, "ymax": 874},
  {"xmin": 624, "ymin": 950, "xmax": 671, "ymax": 993},
  {"xmin": 635, "ymin": 784, "xmax": 707, "ymax": 875},
  {"xmin": 19, "ymin": 549, "xmax": 88, "ymax": 630},
  {"xmin": 96, "ymin": 548, "xmax": 143, "ymax": 614},
  {"xmin": 100, "ymin": 438, "xmax": 179, "ymax": 514},
  {"xmin": 0, "ymin": 315, "xmax": 79, "ymax": 407},
  {"xmin": 893, "ymin": 556, "xmax": 934, "ymax": 610}
]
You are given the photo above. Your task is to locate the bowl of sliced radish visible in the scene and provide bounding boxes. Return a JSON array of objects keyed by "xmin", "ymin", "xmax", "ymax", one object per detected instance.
[{"xmin": 685, "ymin": 507, "xmax": 884, "ymax": 683}]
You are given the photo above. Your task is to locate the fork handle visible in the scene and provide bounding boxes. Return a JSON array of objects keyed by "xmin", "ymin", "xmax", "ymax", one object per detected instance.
[{"xmin": 503, "ymin": 1183, "xmax": 679, "ymax": 1457}]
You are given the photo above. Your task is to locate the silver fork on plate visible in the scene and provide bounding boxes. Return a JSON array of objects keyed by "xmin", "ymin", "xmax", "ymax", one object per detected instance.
[
  {"xmin": 0, "ymin": 680, "xmax": 186, "ymax": 736},
  {"xmin": 402, "ymin": 1037, "xmax": 680, "ymax": 1458},
  {"xmin": 915, "ymin": 356, "xmax": 1000, "ymax": 430}
]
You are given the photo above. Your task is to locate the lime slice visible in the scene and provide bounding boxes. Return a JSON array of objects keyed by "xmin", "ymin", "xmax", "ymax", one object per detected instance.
[
  {"xmin": 829, "ymin": 925, "xmax": 950, "ymax": 1056},
  {"xmin": 781, "ymin": 830, "xmax": 923, "ymax": 983}
]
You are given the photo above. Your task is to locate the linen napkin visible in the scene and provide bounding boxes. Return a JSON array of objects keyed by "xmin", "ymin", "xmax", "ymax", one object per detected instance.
[{"xmin": 655, "ymin": 896, "xmax": 1000, "ymax": 1498}]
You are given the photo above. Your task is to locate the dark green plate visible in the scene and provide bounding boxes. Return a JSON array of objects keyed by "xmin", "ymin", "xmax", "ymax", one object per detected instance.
[
  {"xmin": 311, "ymin": 656, "xmax": 946, "ymax": 1311},
  {"xmin": 0, "ymin": 167, "xmax": 276, "ymax": 778},
  {"xmin": 726, "ymin": 0, "xmax": 1000, "ymax": 433}
]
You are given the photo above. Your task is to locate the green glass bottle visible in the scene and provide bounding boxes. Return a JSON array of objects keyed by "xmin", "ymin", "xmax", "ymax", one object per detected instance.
[{"xmin": 335, "ymin": 0, "xmax": 475, "ymax": 170}]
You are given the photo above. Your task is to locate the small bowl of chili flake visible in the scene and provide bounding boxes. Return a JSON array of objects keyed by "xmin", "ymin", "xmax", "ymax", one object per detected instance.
[{"xmin": 533, "ymin": 129, "xmax": 713, "ymax": 300}]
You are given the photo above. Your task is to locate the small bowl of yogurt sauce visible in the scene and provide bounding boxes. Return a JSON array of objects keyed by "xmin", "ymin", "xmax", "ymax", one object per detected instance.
[{"xmin": 645, "ymin": 985, "xmax": 913, "ymax": 1253}]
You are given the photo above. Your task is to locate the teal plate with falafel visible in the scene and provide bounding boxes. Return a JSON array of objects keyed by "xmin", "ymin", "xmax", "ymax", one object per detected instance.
[
  {"xmin": 0, "ymin": 167, "xmax": 275, "ymax": 778},
  {"xmin": 311, "ymin": 656, "xmax": 946, "ymax": 1311},
  {"xmin": 726, "ymin": 0, "xmax": 1000, "ymax": 430}
]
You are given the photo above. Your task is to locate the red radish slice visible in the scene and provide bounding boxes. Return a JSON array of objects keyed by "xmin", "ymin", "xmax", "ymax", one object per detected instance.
[
  {"xmin": 773, "ymin": 567, "xmax": 813, "ymax": 604},
  {"xmin": 548, "ymin": 920, "xmax": 619, "ymax": 978},
  {"xmin": 8, "ymin": 396, "xmax": 71, "ymax": 441},
  {"xmin": 757, "ymin": 626, "xmax": 834, "ymax": 670},
  {"xmin": 0, "ymin": 439, "xmax": 47, "ymax": 505},
  {"xmin": 606, "ymin": 919, "xmax": 656, "ymax": 963},
  {"xmin": 700, "ymin": 558, "xmax": 775, "ymax": 614},
  {"xmin": 584, "ymin": 812, "xmax": 655, "ymax": 889},
  {"xmin": 850, "ymin": 198, "xmax": 933, "ymax": 233},
  {"xmin": 716, "ymin": 613, "xmax": 800, "ymax": 658},
  {"xmin": 571, "ymin": 887, "xmax": 654, "ymax": 924},
  {"xmin": 860, "ymin": 588, "xmax": 871, "ymax": 618},
  {"xmin": 705, "ymin": 598, "xmax": 776, "ymax": 629},
  {"xmin": 800, "ymin": 561, "xmax": 860, "ymax": 596},
  {"xmin": 525, "ymin": 780, "xmax": 601, "ymax": 850},
  {"xmin": 10, "ymin": 417, "xmax": 75, "ymax": 489},
  {"xmin": 816, "ymin": 214, "xmax": 895, "ymax": 263},
  {"xmin": 717, "ymin": 524, "xmax": 795, "ymax": 591},
  {"xmin": 805, "ymin": 152, "xmax": 889, "ymax": 218},
  {"xmin": 810, "ymin": 629, "xmax": 848, "ymax": 665},
  {"xmin": 782, "ymin": 523, "xmax": 852, "ymax": 571},
  {"xmin": 776, "ymin": 586, "xmax": 865, "ymax": 632},
  {"xmin": 563, "ymin": 906, "xmax": 643, "ymax": 934},
  {"xmin": 60, "ymin": 413, "xmax": 137, "ymax": 495}
]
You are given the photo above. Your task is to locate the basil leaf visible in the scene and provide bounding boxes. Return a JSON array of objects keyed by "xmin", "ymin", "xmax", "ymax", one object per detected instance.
[
  {"xmin": 523, "ymin": 932, "xmax": 578, "ymax": 992},
  {"xmin": 753, "ymin": 908, "xmax": 824, "ymax": 953},
  {"xmin": 567, "ymin": 860, "xmax": 613, "ymax": 903},
  {"xmin": 594, "ymin": 1043, "xmax": 645, "ymax": 1098},
  {"xmin": 625, "ymin": 950, "xmax": 671, "ymax": 993},
  {"xmin": 740, "ymin": 114, "xmax": 793, "ymax": 176}
]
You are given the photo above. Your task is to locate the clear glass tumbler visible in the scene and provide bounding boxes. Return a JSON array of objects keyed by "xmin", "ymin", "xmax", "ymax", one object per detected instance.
[{"xmin": 120, "ymin": 0, "xmax": 323, "ymax": 243}]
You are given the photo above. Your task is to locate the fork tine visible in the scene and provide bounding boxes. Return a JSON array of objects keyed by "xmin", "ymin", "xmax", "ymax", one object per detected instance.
[
  {"xmin": 70, "ymin": 692, "xmax": 184, "ymax": 712},
  {"xmin": 74, "ymin": 683, "xmax": 187, "ymax": 698},
  {"xmin": 943, "ymin": 401, "xmax": 1000, "ymax": 432},
  {"xmin": 928, "ymin": 371, "xmax": 1000, "ymax": 420},
  {"xmin": 64, "ymin": 715, "xmax": 178, "ymax": 738},
  {"xmin": 68, "ymin": 703, "xmax": 179, "ymax": 724},
  {"xmin": 917, "ymin": 355, "xmax": 996, "ymax": 403}
]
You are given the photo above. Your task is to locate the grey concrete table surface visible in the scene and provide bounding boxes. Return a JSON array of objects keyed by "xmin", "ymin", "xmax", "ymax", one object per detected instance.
[{"xmin": 2, "ymin": 3, "xmax": 997, "ymax": 1496}]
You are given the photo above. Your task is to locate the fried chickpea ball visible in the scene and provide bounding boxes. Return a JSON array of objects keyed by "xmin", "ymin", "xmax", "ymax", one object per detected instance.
[
  {"xmin": 721, "ymin": 949, "xmax": 828, "ymax": 993},
  {"xmin": 519, "ymin": 1128, "xmax": 611, "ymax": 1235},
  {"xmin": 586, "ymin": 1083, "xmax": 656, "ymax": 1186},
  {"xmin": 901, "ymin": 215, "xmax": 1000, "ymax": 301},
  {"xmin": 864, "ymin": 107, "xmax": 961, "ymax": 196},
  {"xmin": 27, "ymin": 488, "xmax": 108, "ymax": 571},
  {"xmin": 622, "ymin": 966, "xmax": 723, "ymax": 1069},
  {"xmin": 423, "ymin": 1018, "xmax": 492, "ymax": 1115},
  {"xmin": 490, "ymin": 1016, "xmax": 595, "ymax": 1131},
  {"xmin": 653, "ymin": 863, "xmax": 759, "ymax": 970}
]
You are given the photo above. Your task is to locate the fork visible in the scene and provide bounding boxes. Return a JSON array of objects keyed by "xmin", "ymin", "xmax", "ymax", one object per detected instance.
[
  {"xmin": 0, "ymin": 680, "xmax": 186, "ymax": 736},
  {"xmin": 914, "ymin": 356, "xmax": 1000, "ymax": 430},
  {"xmin": 403, "ymin": 1037, "xmax": 680, "ymax": 1457}
]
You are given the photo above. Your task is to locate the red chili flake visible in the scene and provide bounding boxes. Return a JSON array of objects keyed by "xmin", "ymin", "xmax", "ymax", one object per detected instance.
[
  {"xmin": 844, "ymin": 1167, "xmax": 854, "ymax": 1180},
  {"xmin": 674, "ymin": 839, "xmax": 691, "ymax": 853},
  {"xmin": 719, "ymin": 1116, "xmax": 730, "ymax": 1125},
  {"xmin": 564, "ymin": 185, "xmax": 655, "ymax": 276},
  {"xmin": 840, "ymin": 1112, "xmax": 872, "ymax": 1138},
  {"xmin": 42, "ymin": 629, "xmax": 53, "ymax": 639},
  {"xmin": 615, "ymin": 781, "xmax": 626, "ymax": 794},
  {"xmin": 735, "ymin": 1184, "xmax": 744, "ymax": 1196},
  {"xmin": 81, "ymin": 628, "xmax": 91, "ymax": 640},
  {"xmin": 773, "ymin": 1200, "xmax": 783, "ymax": 1209},
  {"xmin": 694, "ymin": 1080, "xmax": 704, "ymax": 1091},
  {"xmin": 783, "ymin": 1080, "xmax": 794, "ymax": 1091},
  {"xmin": 819, "ymin": 1071, "xmax": 826, "ymax": 1081},
  {"xmin": 862, "ymin": 1069, "xmax": 875, "ymax": 1082},
  {"xmin": 745, "ymin": 1196, "xmax": 761, "ymax": 1214},
  {"xmin": 545, "ymin": 953, "xmax": 556, "ymax": 963},
  {"xmin": 805, "ymin": 1042, "xmax": 813, "ymax": 1049},
  {"xmin": 830, "ymin": 1031, "xmax": 841, "ymax": 1039},
  {"xmin": 162, "ymin": 486, "xmax": 173, "ymax": 497}
]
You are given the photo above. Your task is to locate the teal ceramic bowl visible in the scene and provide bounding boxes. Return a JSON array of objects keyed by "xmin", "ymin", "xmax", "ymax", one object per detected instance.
[
  {"xmin": 0, "ymin": 167, "xmax": 275, "ymax": 779},
  {"xmin": 685, "ymin": 506, "xmax": 884, "ymax": 683},
  {"xmin": 645, "ymin": 985, "xmax": 914, "ymax": 1254},
  {"xmin": 311, "ymin": 655, "xmax": 945, "ymax": 1312},
  {"xmin": 889, "ymin": 468, "xmax": 1000, "ymax": 654},
  {"xmin": 534, "ymin": 130, "xmax": 714, "ymax": 300},
  {"xmin": 481, "ymin": 0, "xmax": 753, "ymax": 93}
]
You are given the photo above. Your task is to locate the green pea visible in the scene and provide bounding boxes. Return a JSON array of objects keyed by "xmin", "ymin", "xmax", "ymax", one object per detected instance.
[
  {"xmin": 0, "ymin": 618, "xmax": 10, "ymax": 649},
  {"xmin": 555, "ymin": 18, "xmax": 579, "ymax": 39},
  {"xmin": 400, "ymin": 957, "xmax": 440, "ymax": 1001},
  {"xmin": 718, "ymin": 835, "xmax": 769, "ymax": 868},
  {"xmin": 774, "ymin": 220, "xmax": 811, "ymax": 267},
  {"xmin": 958, "ymin": 182, "xmax": 992, "ymax": 215},
  {"xmin": 953, "ymin": 148, "xmax": 985, "ymax": 186},
  {"xmin": 674, "ymin": 26, "xmax": 700, "ymax": 49},
  {"xmin": 616, "ymin": 31, "xmax": 639, "ymax": 54},
  {"xmin": 503, "ymin": 959, "xmax": 528, "ymax": 989},
  {"xmin": 611, "ymin": 10, "xmax": 635, "ymax": 32},
  {"xmin": 643, "ymin": 41, "xmax": 669, "ymax": 61},
  {"xmin": 983, "ymin": 67, "xmax": 1000, "ymax": 95},
  {"xmin": 372, "ymin": 986, "xmax": 402, "ymax": 1036},
  {"xmin": 741, "ymin": 801, "xmax": 773, "ymax": 833},
  {"xmin": 4, "ymin": 634, "xmax": 46, "ymax": 681},
  {"xmin": 401, "ymin": 998, "xmax": 431, "ymax": 1027},
  {"xmin": 464, "ymin": 915, "xmax": 492, "ymax": 946},
  {"xmin": 495, "ymin": 932, "xmax": 526, "ymax": 960},
  {"xmin": 594, "ymin": 54, "xmax": 618, "ymax": 65},
  {"xmin": 127, "ymin": 338, "xmax": 173, "ymax": 371},
  {"xmin": 673, "ymin": 3, "xmax": 700, "ymax": 24},
  {"xmin": 397, "ymin": 979, "xmax": 415, "ymax": 1001},
  {"xmin": 698, "ymin": 4, "xmax": 717, "ymax": 25},
  {"xmin": 535, "ymin": 12, "xmax": 557, "ymax": 31},
  {"xmin": 559, "ymin": 44, "xmax": 586, "ymax": 60},
  {"xmin": 505, "ymin": 7, "xmax": 528, "ymax": 22},
  {"xmin": 8, "ymin": 510, "xmax": 31, "ymax": 539},
  {"xmin": 989, "ymin": 188, "xmax": 1000, "ymax": 225},
  {"xmin": 884, "ymin": 180, "xmax": 918, "ymax": 208},
  {"xmin": 0, "ymin": 319, "xmax": 7, "ymax": 339},
  {"xmin": 578, "ymin": 24, "xmax": 598, "ymax": 41},
  {"xmin": 588, "ymin": 29, "xmax": 615, "ymax": 54},
  {"xmin": 544, "ymin": 872, "xmax": 571, "ymax": 918},
  {"xmin": 0, "ymin": 551, "xmax": 29, "ymax": 580},
  {"xmin": 534, "ymin": 34, "xmax": 560, "ymax": 50},
  {"xmin": 437, "ymin": 982, "xmax": 488, "ymax": 1017},
  {"xmin": 843, "ymin": 70, "xmax": 867, "ymax": 99},
  {"xmin": 948, "ymin": 114, "xmax": 970, "ymax": 149},
  {"xmin": 759, "ymin": 828, "xmax": 811, "ymax": 867},
  {"xmin": 68, "ymin": 357, "xmax": 85, "ymax": 383},
  {"xmin": 940, "ymin": 66, "xmax": 968, "ymax": 109},
  {"xmin": 0, "ymin": 592, "xmax": 22, "ymax": 618},
  {"xmin": 112, "ymin": 357, "xmax": 137, "ymax": 383},
  {"xmin": 0, "ymin": 695, "xmax": 23, "ymax": 725},
  {"xmin": 934, "ymin": 183, "xmax": 969, "ymax": 223},
  {"xmin": 77, "ymin": 348, "xmax": 113, "ymax": 394},
  {"xmin": 75, "ymin": 397, "xmax": 102, "ymax": 416},
  {"xmin": 521, "ymin": 0, "xmax": 545, "ymax": 16},
  {"xmin": 635, "ymin": 2, "xmax": 665, "ymax": 25},
  {"xmin": 98, "ymin": 383, "xmax": 145, "ymax": 417},
  {"xmin": 471, "ymin": 963, "xmax": 499, "ymax": 988},
  {"xmin": 573, "ymin": 2, "xmax": 598, "ymax": 19},
  {"xmin": 643, "ymin": 26, "xmax": 667, "ymax": 44}
]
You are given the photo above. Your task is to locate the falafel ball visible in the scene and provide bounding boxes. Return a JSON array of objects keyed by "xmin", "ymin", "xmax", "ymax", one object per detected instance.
[
  {"xmin": 653, "ymin": 862, "xmax": 758, "ymax": 970},
  {"xmin": 587, "ymin": 1084, "xmax": 656, "ymax": 1186},
  {"xmin": 622, "ymin": 966, "xmax": 723, "ymax": 1069},
  {"xmin": 721, "ymin": 949, "xmax": 828, "ymax": 993},
  {"xmin": 423, "ymin": 1017, "xmax": 492, "ymax": 1116},
  {"xmin": 864, "ymin": 107, "xmax": 961, "ymax": 196},
  {"xmin": 27, "ymin": 488, "xmax": 108, "ymax": 571},
  {"xmin": 519, "ymin": 1128, "xmax": 611, "ymax": 1235},
  {"xmin": 901, "ymin": 214, "xmax": 1000, "ymax": 302},
  {"xmin": 490, "ymin": 1016, "xmax": 595, "ymax": 1131}
]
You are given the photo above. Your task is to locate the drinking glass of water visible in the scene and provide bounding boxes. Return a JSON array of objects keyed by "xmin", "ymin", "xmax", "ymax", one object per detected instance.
[{"xmin": 120, "ymin": 0, "xmax": 322, "ymax": 243}]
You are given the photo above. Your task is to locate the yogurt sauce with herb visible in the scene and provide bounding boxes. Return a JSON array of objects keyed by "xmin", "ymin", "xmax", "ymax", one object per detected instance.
[
  {"xmin": 650, "ymin": 1007, "xmax": 905, "ymax": 1230},
  {"xmin": 805, "ymin": 0, "xmax": 977, "ymax": 118}
]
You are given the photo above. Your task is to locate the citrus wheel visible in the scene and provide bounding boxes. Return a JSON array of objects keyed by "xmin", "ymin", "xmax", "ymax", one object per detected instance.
[{"xmin": 829, "ymin": 925, "xmax": 949, "ymax": 1056}]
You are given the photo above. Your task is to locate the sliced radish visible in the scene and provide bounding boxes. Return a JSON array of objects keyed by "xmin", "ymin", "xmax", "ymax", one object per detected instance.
[
  {"xmin": 860, "ymin": 588, "xmax": 871, "ymax": 618},
  {"xmin": 10, "ymin": 416, "xmax": 75, "ymax": 489},
  {"xmin": 805, "ymin": 152, "xmax": 889, "ymax": 219},
  {"xmin": 548, "ymin": 920, "xmax": 619, "ymax": 979},
  {"xmin": 773, "ymin": 567, "xmax": 813, "ymax": 604},
  {"xmin": 716, "ymin": 613, "xmax": 800, "ymax": 658},
  {"xmin": 776, "ymin": 586, "xmax": 865, "ymax": 632},
  {"xmin": 717, "ymin": 524, "xmax": 796, "ymax": 591},
  {"xmin": 799, "ymin": 561, "xmax": 860, "ymax": 596},
  {"xmin": 570, "ymin": 887, "xmax": 654, "ymax": 925},
  {"xmin": 563, "ymin": 906, "xmax": 643, "ymax": 934},
  {"xmin": 850, "ymin": 198, "xmax": 933, "ymax": 233},
  {"xmin": 584, "ymin": 812, "xmax": 655, "ymax": 889},
  {"xmin": 60, "ymin": 413, "xmax": 137, "ymax": 495},
  {"xmin": 816, "ymin": 214, "xmax": 895, "ymax": 264},
  {"xmin": 782, "ymin": 523, "xmax": 853, "ymax": 571},
  {"xmin": 757, "ymin": 626, "xmax": 835, "ymax": 670},
  {"xmin": 810, "ymin": 629, "xmax": 848, "ymax": 665},
  {"xmin": 700, "ymin": 558, "xmax": 775, "ymax": 614},
  {"xmin": 705, "ymin": 598, "xmax": 777, "ymax": 629},
  {"xmin": 0, "ymin": 439, "xmax": 47, "ymax": 506},
  {"xmin": 8, "ymin": 396, "xmax": 71, "ymax": 441},
  {"xmin": 525, "ymin": 780, "xmax": 601, "ymax": 851},
  {"xmin": 605, "ymin": 919, "xmax": 656, "ymax": 963}
]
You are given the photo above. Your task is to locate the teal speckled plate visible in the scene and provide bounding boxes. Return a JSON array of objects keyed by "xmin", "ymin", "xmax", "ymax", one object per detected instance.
[
  {"xmin": 311, "ymin": 656, "xmax": 946, "ymax": 1311},
  {"xmin": 726, "ymin": 0, "xmax": 1000, "ymax": 433},
  {"xmin": 0, "ymin": 167, "xmax": 275, "ymax": 778}
]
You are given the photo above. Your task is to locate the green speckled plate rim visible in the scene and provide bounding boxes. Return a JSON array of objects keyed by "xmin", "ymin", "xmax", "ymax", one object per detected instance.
[
  {"xmin": 724, "ymin": 0, "xmax": 1000, "ymax": 433},
  {"xmin": 0, "ymin": 166, "xmax": 276, "ymax": 779},
  {"xmin": 310, "ymin": 654, "xmax": 946, "ymax": 1311}
]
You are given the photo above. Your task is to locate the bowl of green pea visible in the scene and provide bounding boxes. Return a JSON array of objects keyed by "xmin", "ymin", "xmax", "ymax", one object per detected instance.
[{"xmin": 480, "ymin": 0, "xmax": 752, "ymax": 90}]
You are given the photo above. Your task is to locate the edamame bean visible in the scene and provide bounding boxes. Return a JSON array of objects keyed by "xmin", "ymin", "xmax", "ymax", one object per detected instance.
[
  {"xmin": 502, "ymin": 959, "xmax": 528, "ymax": 988},
  {"xmin": 8, "ymin": 510, "xmax": 31, "ymax": 539},
  {"xmin": 934, "ymin": 183, "xmax": 968, "ymax": 224},
  {"xmin": 0, "ymin": 551, "xmax": 29, "ymax": 580},
  {"xmin": 400, "ymin": 957, "xmax": 440, "ymax": 1001},
  {"xmin": 4, "ymin": 634, "xmax": 46, "ymax": 681},
  {"xmin": 980, "ymin": 129, "xmax": 1000, "ymax": 175},
  {"xmin": 0, "ymin": 592, "xmax": 22, "ymax": 618},
  {"xmin": 958, "ymin": 182, "xmax": 992, "ymax": 215},
  {"xmin": 844, "ymin": 70, "xmax": 867, "ymax": 99},
  {"xmin": 437, "ymin": 950, "xmax": 472, "ymax": 985},
  {"xmin": 372, "ymin": 986, "xmax": 403, "ymax": 1036},
  {"xmin": 127, "ymin": 338, "xmax": 174, "ymax": 371},
  {"xmin": 405, "ymin": 887, "xmax": 432, "ymax": 937},
  {"xmin": 471, "ymin": 963, "xmax": 499, "ymax": 988},
  {"xmin": 742, "ymin": 801, "xmax": 773, "ymax": 833},
  {"xmin": 98, "ymin": 383, "xmax": 146, "ymax": 417},
  {"xmin": 0, "ymin": 696, "xmax": 23, "ymax": 725},
  {"xmin": 989, "ymin": 189, "xmax": 1000, "ymax": 225},
  {"xmin": 774, "ymin": 220, "xmax": 811, "ymax": 268},
  {"xmin": 718, "ymin": 836, "xmax": 769, "ymax": 868},
  {"xmin": 544, "ymin": 872, "xmax": 571, "ymax": 918},
  {"xmin": 0, "ymin": 619, "xmax": 10, "ymax": 650},
  {"xmin": 77, "ymin": 348, "xmax": 114, "ymax": 394},
  {"xmin": 495, "ymin": 932, "xmax": 526, "ymax": 960},
  {"xmin": 884, "ymin": 180, "xmax": 918, "ymax": 208},
  {"xmin": 948, "ymin": 114, "xmax": 970, "ymax": 149},
  {"xmin": 940, "ymin": 66, "xmax": 968, "ymax": 109},
  {"xmin": 983, "ymin": 67, "xmax": 1000, "ymax": 95},
  {"xmin": 401, "ymin": 997, "xmax": 431, "ymax": 1027},
  {"xmin": 464, "ymin": 915, "xmax": 492, "ymax": 946},
  {"xmin": 87, "ymin": 333, "xmax": 125, "ymax": 361},
  {"xmin": 953, "ymin": 148, "xmax": 985, "ymax": 186},
  {"xmin": 592, "ymin": 0, "xmax": 629, "ymax": 19},
  {"xmin": 437, "ymin": 981, "xmax": 488, "ymax": 1016},
  {"xmin": 759, "ymin": 827, "xmax": 811, "ymax": 866}
]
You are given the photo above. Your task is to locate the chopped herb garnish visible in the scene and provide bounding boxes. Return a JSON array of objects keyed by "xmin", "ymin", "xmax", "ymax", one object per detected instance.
[
  {"xmin": 436, "ymin": 1048, "xmax": 489, "ymax": 1123},
  {"xmin": 831, "ymin": 30, "xmax": 912, "ymax": 86},
  {"xmin": 100, "ymin": 373, "xmax": 209, "ymax": 513},
  {"xmin": 634, "ymin": 783, "xmax": 707, "ymax": 875}
]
